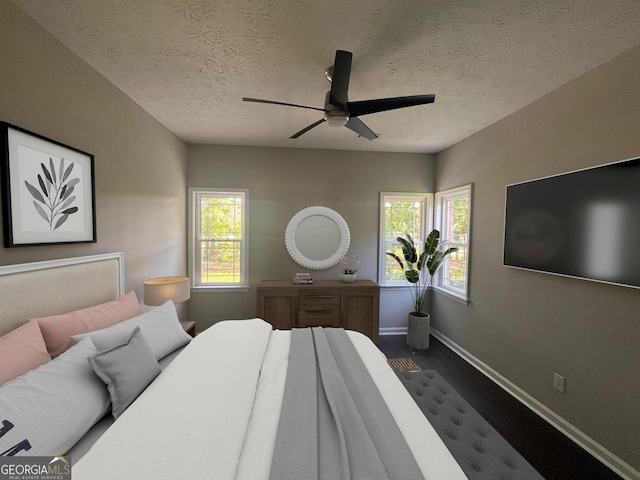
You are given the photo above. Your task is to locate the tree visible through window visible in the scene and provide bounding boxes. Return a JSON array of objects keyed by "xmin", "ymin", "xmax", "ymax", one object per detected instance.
[
  {"xmin": 380, "ymin": 193, "xmax": 432, "ymax": 285},
  {"xmin": 435, "ymin": 185, "xmax": 471, "ymax": 299},
  {"xmin": 190, "ymin": 189, "xmax": 247, "ymax": 287}
]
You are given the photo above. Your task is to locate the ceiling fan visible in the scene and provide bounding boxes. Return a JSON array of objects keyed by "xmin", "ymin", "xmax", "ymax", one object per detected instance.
[{"xmin": 243, "ymin": 50, "xmax": 436, "ymax": 140}]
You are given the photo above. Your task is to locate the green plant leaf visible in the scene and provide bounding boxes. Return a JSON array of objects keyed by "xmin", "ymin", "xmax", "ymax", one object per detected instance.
[
  {"xmin": 425, "ymin": 229, "xmax": 440, "ymax": 256},
  {"xmin": 405, "ymin": 269, "xmax": 420, "ymax": 283},
  {"xmin": 427, "ymin": 250, "xmax": 445, "ymax": 275},
  {"xmin": 427, "ymin": 246, "xmax": 459, "ymax": 275},
  {"xmin": 397, "ymin": 234, "xmax": 417, "ymax": 264},
  {"xmin": 24, "ymin": 181, "xmax": 45, "ymax": 204},
  {"xmin": 386, "ymin": 252, "xmax": 405, "ymax": 270},
  {"xmin": 417, "ymin": 251, "xmax": 427, "ymax": 271}
]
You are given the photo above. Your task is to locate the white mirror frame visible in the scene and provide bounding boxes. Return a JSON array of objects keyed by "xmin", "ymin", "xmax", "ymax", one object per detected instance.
[{"xmin": 285, "ymin": 206, "xmax": 351, "ymax": 271}]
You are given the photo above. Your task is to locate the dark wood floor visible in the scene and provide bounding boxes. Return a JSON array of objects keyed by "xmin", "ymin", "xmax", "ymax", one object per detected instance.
[{"xmin": 378, "ymin": 334, "xmax": 623, "ymax": 480}]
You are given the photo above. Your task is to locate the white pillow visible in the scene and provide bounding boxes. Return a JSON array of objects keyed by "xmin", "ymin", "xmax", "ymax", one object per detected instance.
[
  {"xmin": 0, "ymin": 337, "xmax": 110, "ymax": 456},
  {"xmin": 72, "ymin": 301, "xmax": 191, "ymax": 360},
  {"xmin": 89, "ymin": 327, "xmax": 161, "ymax": 419}
]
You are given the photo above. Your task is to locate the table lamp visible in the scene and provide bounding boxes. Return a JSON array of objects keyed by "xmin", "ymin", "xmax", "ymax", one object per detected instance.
[{"xmin": 143, "ymin": 276, "xmax": 190, "ymax": 306}]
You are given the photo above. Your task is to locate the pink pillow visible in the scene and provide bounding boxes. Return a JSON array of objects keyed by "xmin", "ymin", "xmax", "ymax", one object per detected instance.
[
  {"xmin": 30, "ymin": 291, "xmax": 141, "ymax": 358},
  {"xmin": 0, "ymin": 320, "xmax": 52, "ymax": 386}
]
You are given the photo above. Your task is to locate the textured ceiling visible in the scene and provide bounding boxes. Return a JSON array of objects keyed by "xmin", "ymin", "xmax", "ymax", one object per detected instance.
[{"xmin": 12, "ymin": 0, "xmax": 640, "ymax": 153}]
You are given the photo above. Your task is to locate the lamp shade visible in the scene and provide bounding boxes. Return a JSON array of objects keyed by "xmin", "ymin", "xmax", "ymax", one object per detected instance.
[{"xmin": 143, "ymin": 276, "xmax": 190, "ymax": 306}]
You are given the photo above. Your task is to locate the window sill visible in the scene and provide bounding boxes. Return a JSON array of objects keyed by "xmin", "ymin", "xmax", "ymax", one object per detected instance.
[
  {"xmin": 432, "ymin": 286, "xmax": 469, "ymax": 305},
  {"xmin": 379, "ymin": 284, "xmax": 414, "ymax": 291},
  {"xmin": 191, "ymin": 285, "xmax": 250, "ymax": 293}
]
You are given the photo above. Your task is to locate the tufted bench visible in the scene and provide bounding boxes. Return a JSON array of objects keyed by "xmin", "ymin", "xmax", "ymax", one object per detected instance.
[{"xmin": 397, "ymin": 370, "xmax": 545, "ymax": 480}]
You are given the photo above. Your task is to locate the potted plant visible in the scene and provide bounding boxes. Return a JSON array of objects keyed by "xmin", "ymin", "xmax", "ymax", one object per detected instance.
[
  {"xmin": 386, "ymin": 230, "xmax": 458, "ymax": 349},
  {"xmin": 338, "ymin": 253, "xmax": 359, "ymax": 282}
]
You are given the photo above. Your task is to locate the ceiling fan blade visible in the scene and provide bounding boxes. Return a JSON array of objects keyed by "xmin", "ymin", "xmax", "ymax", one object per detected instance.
[
  {"xmin": 242, "ymin": 97, "xmax": 325, "ymax": 112},
  {"xmin": 347, "ymin": 94, "xmax": 435, "ymax": 117},
  {"xmin": 290, "ymin": 118, "xmax": 326, "ymax": 139},
  {"xmin": 329, "ymin": 50, "xmax": 352, "ymax": 109},
  {"xmin": 345, "ymin": 117, "xmax": 378, "ymax": 140}
]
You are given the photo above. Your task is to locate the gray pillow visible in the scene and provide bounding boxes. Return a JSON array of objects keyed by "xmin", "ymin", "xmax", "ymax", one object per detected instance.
[
  {"xmin": 72, "ymin": 300, "xmax": 191, "ymax": 360},
  {"xmin": 88, "ymin": 326, "xmax": 161, "ymax": 419},
  {"xmin": 0, "ymin": 337, "xmax": 110, "ymax": 456}
]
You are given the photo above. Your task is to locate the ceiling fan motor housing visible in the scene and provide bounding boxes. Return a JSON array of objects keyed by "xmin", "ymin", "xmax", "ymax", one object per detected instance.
[
  {"xmin": 324, "ymin": 91, "xmax": 348, "ymax": 127},
  {"xmin": 324, "ymin": 109, "xmax": 349, "ymax": 127}
]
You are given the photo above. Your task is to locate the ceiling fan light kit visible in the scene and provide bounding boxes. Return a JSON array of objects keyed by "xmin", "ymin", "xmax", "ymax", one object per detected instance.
[{"xmin": 243, "ymin": 49, "xmax": 436, "ymax": 140}]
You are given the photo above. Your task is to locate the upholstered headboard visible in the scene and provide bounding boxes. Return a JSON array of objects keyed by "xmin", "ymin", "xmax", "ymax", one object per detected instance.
[{"xmin": 0, "ymin": 253, "xmax": 125, "ymax": 336}]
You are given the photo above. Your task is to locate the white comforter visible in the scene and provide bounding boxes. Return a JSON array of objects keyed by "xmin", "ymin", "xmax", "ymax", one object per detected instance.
[{"xmin": 74, "ymin": 319, "xmax": 467, "ymax": 480}]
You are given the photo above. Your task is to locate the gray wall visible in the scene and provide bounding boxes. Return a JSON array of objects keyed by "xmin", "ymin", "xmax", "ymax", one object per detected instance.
[
  {"xmin": 187, "ymin": 145, "xmax": 436, "ymax": 330},
  {"xmin": 434, "ymin": 46, "xmax": 640, "ymax": 471},
  {"xmin": 0, "ymin": 0, "xmax": 188, "ymax": 309}
]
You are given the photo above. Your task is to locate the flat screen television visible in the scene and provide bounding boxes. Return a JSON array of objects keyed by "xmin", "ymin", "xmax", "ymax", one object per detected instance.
[{"xmin": 503, "ymin": 157, "xmax": 640, "ymax": 289}]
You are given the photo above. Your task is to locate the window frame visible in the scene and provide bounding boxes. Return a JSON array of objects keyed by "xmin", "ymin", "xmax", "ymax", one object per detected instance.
[
  {"xmin": 188, "ymin": 187, "xmax": 249, "ymax": 291},
  {"xmin": 378, "ymin": 192, "xmax": 433, "ymax": 287},
  {"xmin": 433, "ymin": 184, "xmax": 472, "ymax": 303}
]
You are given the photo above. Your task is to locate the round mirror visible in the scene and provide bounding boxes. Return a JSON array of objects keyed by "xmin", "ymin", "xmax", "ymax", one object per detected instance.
[{"xmin": 285, "ymin": 206, "xmax": 350, "ymax": 270}]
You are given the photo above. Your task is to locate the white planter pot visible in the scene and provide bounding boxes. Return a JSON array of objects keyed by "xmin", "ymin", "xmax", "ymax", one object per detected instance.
[
  {"xmin": 407, "ymin": 312, "xmax": 431, "ymax": 350},
  {"xmin": 340, "ymin": 273, "xmax": 357, "ymax": 283}
]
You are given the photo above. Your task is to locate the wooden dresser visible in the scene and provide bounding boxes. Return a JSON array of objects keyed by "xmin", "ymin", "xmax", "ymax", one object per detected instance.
[{"xmin": 257, "ymin": 280, "xmax": 380, "ymax": 343}]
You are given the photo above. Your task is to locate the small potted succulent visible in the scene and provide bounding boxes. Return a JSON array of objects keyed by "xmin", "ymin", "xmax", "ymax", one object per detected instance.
[{"xmin": 386, "ymin": 230, "xmax": 457, "ymax": 349}]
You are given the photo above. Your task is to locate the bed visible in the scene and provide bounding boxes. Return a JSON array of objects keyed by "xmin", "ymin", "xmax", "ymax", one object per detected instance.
[{"xmin": 0, "ymin": 253, "xmax": 536, "ymax": 479}]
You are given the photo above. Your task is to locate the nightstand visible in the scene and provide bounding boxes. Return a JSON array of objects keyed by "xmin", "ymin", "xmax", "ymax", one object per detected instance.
[{"xmin": 180, "ymin": 320, "xmax": 196, "ymax": 337}]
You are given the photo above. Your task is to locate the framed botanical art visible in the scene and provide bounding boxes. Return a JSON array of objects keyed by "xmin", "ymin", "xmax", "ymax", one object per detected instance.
[{"xmin": 1, "ymin": 122, "xmax": 96, "ymax": 247}]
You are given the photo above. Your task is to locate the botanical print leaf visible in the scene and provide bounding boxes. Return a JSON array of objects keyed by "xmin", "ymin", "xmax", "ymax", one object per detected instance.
[
  {"xmin": 24, "ymin": 158, "xmax": 80, "ymax": 231},
  {"xmin": 61, "ymin": 163, "xmax": 74, "ymax": 182},
  {"xmin": 57, "ymin": 196, "xmax": 75, "ymax": 212},
  {"xmin": 38, "ymin": 174, "xmax": 48, "ymax": 196},
  {"xmin": 49, "ymin": 157, "xmax": 57, "ymax": 184},
  {"xmin": 41, "ymin": 162, "xmax": 53, "ymax": 184},
  {"xmin": 54, "ymin": 213, "xmax": 69, "ymax": 230},
  {"xmin": 61, "ymin": 185, "xmax": 74, "ymax": 202},
  {"xmin": 33, "ymin": 201, "xmax": 48, "ymax": 223},
  {"xmin": 59, "ymin": 157, "xmax": 64, "ymax": 182},
  {"xmin": 24, "ymin": 181, "xmax": 45, "ymax": 204}
]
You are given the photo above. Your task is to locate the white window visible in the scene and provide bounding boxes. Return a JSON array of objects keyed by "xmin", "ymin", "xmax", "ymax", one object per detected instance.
[
  {"xmin": 188, "ymin": 188, "xmax": 248, "ymax": 289},
  {"xmin": 434, "ymin": 184, "xmax": 472, "ymax": 301},
  {"xmin": 379, "ymin": 192, "xmax": 433, "ymax": 286}
]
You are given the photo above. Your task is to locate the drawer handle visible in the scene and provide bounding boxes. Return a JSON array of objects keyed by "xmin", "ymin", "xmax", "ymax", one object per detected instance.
[
  {"xmin": 305, "ymin": 309, "xmax": 334, "ymax": 314},
  {"xmin": 307, "ymin": 295, "xmax": 334, "ymax": 299}
]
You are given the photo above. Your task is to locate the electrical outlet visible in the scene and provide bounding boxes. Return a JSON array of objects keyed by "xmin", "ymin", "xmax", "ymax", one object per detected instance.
[{"xmin": 553, "ymin": 373, "xmax": 565, "ymax": 393}]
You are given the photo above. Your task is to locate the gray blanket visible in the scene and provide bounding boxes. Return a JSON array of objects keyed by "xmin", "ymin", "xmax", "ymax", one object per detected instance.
[{"xmin": 269, "ymin": 328, "xmax": 425, "ymax": 480}]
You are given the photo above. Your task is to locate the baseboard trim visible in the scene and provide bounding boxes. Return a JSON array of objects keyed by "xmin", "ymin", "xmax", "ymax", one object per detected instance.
[
  {"xmin": 379, "ymin": 326, "xmax": 407, "ymax": 336},
  {"xmin": 430, "ymin": 328, "xmax": 639, "ymax": 480}
]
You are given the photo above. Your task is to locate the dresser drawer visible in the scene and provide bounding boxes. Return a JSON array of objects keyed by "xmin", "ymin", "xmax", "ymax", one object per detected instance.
[
  {"xmin": 299, "ymin": 289, "xmax": 339, "ymax": 305},
  {"xmin": 298, "ymin": 304, "xmax": 340, "ymax": 328}
]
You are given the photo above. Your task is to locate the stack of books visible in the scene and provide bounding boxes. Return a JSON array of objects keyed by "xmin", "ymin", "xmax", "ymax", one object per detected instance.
[{"xmin": 293, "ymin": 272, "xmax": 313, "ymax": 284}]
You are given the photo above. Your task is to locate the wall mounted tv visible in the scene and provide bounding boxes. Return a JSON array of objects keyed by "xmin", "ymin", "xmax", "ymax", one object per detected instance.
[{"xmin": 503, "ymin": 157, "xmax": 640, "ymax": 289}]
